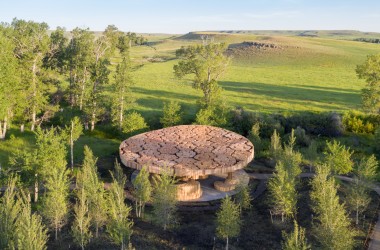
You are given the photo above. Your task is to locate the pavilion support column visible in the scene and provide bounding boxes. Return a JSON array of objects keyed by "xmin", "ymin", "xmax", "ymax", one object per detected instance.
[{"xmin": 227, "ymin": 172, "xmax": 233, "ymax": 180}]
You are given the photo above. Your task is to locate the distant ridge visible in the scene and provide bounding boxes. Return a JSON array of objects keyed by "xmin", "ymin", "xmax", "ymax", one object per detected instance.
[{"xmin": 176, "ymin": 30, "xmax": 380, "ymax": 40}]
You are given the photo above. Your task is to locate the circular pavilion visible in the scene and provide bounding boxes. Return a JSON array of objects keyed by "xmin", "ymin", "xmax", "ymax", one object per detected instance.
[{"xmin": 119, "ymin": 125, "xmax": 254, "ymax": 201}]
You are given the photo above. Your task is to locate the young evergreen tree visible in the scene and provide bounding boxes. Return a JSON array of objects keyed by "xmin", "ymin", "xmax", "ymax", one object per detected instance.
[
  {"xmin": 270, "ymin": 129, "xmax": 282, "ymax": 162},
  {"xmin": 122, "ymin": 111, "xmax": 148, "ymax": 135},
  {"xmin": 347, "ymin": 155, "xmax": 378, "ymax": 225},
  {"xmin": 0, "ymin": 176, "xmax": 21, "ymax": 248},
  {"xmin": 280, "ymin": 130, "xmax": 302, "ymax": 179},
  {"xmin": 311, "ymin": 164, "xmax": 354, "ymax": 250},
  {"xmin": 234, "ymin": 184, "xmax": 252, "ymax": 213},
  {"xmin": 77, "ymin": 145, "xmax": 107, "ymax": 238},
  {"xmin": 106, "ymin": 161, "xmax": 133, "ymax": 250},
  {"xmin": 282, "ymin": 220, "xmax": 310, "ymax": 250},
  {"xmin": 323, "ymin": 140, "xmax": 353, "ymax": 174},
  {"xmin": 15, "ymin": 190, "xmax": 48, "ymax": 250},
  {"xmin": 216, "ymin": 196, "xmax": 241, "ymax": 250},
  {"xmin": 160, "ymin": 101, "xmax": 182, "ymax": 128},
  {"xmin": 268, "ymin": 161, "xmax": 297, "ymax": 222},
  {"xmin": 42, "ymin": 160, "xmax": 70, "ymax": 240},
  {"xmin": 152, "ymin": 169, "xmax": 178, "ymax": 230},
  {"xmin": 72, "ymin": 188, "xmax": 92, "ymax": 250},
  {"xmin": 132, "ymin": 166, "xmax": 152, "ymax": 218}
]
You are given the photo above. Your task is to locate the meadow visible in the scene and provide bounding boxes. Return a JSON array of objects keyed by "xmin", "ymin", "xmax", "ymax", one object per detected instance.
[
  {"xmin": 1, "ymin": 31, "xmax": 380, "ymax": 168},
  {"xmin": 129, "ymin": 32, "xmax": 380, "ymax": 121}
]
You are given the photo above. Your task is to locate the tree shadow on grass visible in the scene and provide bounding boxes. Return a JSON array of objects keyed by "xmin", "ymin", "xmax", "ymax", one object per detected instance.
[{"xmin": 220, "ymin": 81, "xmax": 361, "ymax": 111}]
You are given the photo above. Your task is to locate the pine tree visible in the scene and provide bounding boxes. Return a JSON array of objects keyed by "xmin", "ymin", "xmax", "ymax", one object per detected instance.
[
  {"xmin": 216, "ymin": 196, "xmax": 241, "ymax": 250},
  {"xmin": 270, "ymin": 129, "xmax": 282, "ymax": 162},
  {"xmin": 15, "ymin": 190, "xmax": 48, "ymax": 250},
  {"xmin": 160, "ymin": 101, "xmax": 182, "ymax": 128},
  {"xmin": 347, "ymin": 155, "xmax": 378, "ymax": 225},
  {"xmin": 106, "ymin": 160, "xmax": 133, "ymax": 250},
  {"xmin": 310, "ymin": 164, "xmax": 354, "ymax": 250},
  {"xmin": 132, "ymin": 166, "xmax": 152, "ymax": 218},
  {"xmin": 72, "ymin": 188, "xmax": 92, "ymax": 250},
  {"xmin": 282, "ymin": 220, "xmax": 310, "ymax": 250},
  {"xmin": 234, "ymin": 184, "xmax": 252, "ymax": 213},
  {"xmin": 324, "ymin": 140, "xmax": 353, "ymax": 174},
  {"xmin": 268, "ymin": 161, "xmax": 297, "ymax": 222},
  {"xmin": 42, "ymin": 162, "xmax": 70, "ymax": 240},
  {"xmin": 77, "ymin": 146, "xmax": 107, "ymax": 238},
  {"xmin": 152, "ymin": 168, "xmax": 178, "ymax": 230},
  {"xmin": 0, "ymin": 176, "xmax": 21, "ymax": 248}
]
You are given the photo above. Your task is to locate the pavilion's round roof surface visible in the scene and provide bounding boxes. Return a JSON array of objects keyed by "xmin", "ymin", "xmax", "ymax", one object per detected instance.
[{"xmin": 119, "ymin": 125, "xmax": 254, "ymax": 177}]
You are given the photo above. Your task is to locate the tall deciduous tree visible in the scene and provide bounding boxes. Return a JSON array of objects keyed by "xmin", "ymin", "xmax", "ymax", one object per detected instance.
[
  {"xmin": 106, "ymin": 160, "xmax": 133, "ymax": 250},
  {"xmin": 67, "ymin": 28, "xmax": 94, "ymax": 109},
  {"xmin": 310, "ymin": 164, "xmax": 354, "ymax": 250},
  {"xmin": 112, "ymin": 51, "xmax": 134, "ymax": 130},
  {"xmin": 11, "ymin": 18, "xmax": 50, "ymax": 131},
  {"xmin": 132, "ymin": 166, "xmax": 152, "ymax": 218},
  {"xmin": 152, "ymin": 169, "xmax": 177, "ymax": 230},
  {"xmin": 216, "ymin": 196, "xmax": 241, "ymax": 250},
  {"xmin": 174, "ymin": 43, "xmax": 229, "ymax": 106},
  {"xmin": 0, "ymin": 27, "xmax": 20, "ymax": 139},
  {"xmin": 356, "ymin": 54, "xmax": 380, "ymax": 114}
]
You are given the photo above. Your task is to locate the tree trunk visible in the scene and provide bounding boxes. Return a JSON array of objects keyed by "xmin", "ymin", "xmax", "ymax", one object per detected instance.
[
  {"xmin": 79, "ymin": 67, "xmax": 87, "ymax": 110},
  {"xmin": 119, "ymin": 95, "xmax": 124, "ymax": 131},
  {"xmin": 20, "ymin": 124, "xmax": 24, "ymax": 133},
  {"xmin": 70, "ymin": 120, "xmax": 74, "ymax": 170},
  {"xmin": 96, "ymin": 223, "xmax": 99, "ymax": 238},
  {"xmin": 55, "ymin": 225, "xmax": 58, "ymax": 240},
  {"xmin": 2, "ymin": 116, "xmax": 7, "ymax": 139},
  {"xmin": 0, "ymin": 121, "xmax": 3, "ymax": 140},
  {"xmin": 90, "ymin": 107, "xmax": 96, "ymax": 131},
  {"xmin": 226, "ymin": 237, "xmax": 229, "ymax": 250},
  {"xmin": 31, "ymin": 58, "xmax": 37, "ymax": 131},
  {"xmin": 356, "ymin": 204, "xmax": 359, "ymax": 225},
  {"xmin": 34, "ymin": 177, "xmax": 39, "ymax": 203}
]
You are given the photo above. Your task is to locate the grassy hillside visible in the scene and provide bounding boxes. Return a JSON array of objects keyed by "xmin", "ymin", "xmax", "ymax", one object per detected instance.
[{"xmin": 124, "ymin": 32, "xmax": 380, "ymax": 121}]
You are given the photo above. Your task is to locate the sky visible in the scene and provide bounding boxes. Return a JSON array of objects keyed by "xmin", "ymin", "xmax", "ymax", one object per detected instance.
[{"xmin": 1, "ymin": 0, "xmax": 380, "ymax": 34}]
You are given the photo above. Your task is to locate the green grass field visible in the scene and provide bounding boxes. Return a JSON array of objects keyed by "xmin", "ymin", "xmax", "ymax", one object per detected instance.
[
  {"xmin": 125, "ymin": 32, "xmax": 380, "ymax": 121},
  {"xmin": 1, "ymin": 31, "xmax": 380, "ymax": 167}
]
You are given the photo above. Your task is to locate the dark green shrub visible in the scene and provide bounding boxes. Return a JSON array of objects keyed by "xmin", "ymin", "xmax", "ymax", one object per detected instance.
[{"xmin": 285, "ymin": 112, "xmax": 343, "ymax": 137}]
